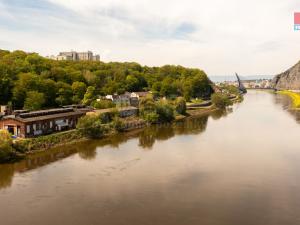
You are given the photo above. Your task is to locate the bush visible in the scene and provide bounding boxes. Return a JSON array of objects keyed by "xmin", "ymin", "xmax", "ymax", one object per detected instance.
[
  {"xmin": 111, "ymin": 117, "xmax": 125, "ymax": 132},
  {"xmin": 156, "ymin": 102, "xmax": 175, "ymax": 122},
  {"xmin": 98, "ymin": 108, "xmax": 119, "ymax": 124},
  {"xmin": 144, "ymin": 112, "xmax": 160, "ymax": 123},
  {"xmin": 76, "ymin": 115, "xmax": 108, "ymax": 138},
  {"xmin": 0, "ymin": 130, "xmax": 17, "ymax": 163},
  {"xmin": 174, "ymin": 97, "xmax": 186, "ymax": 115},
  {"xmin": 93, "ymin": 99, "xmax": 115, "ymax": 109},
  {"xmin": 211, "ymin": 93, "xmax": 233, "ymax": 109},
  {"xmin": 139, "ymin": 97, "xmax": 175, "ymax": 123},
  {"xmin": 13, "ymin": 130, "xmax": 82, "ymax": 152}
]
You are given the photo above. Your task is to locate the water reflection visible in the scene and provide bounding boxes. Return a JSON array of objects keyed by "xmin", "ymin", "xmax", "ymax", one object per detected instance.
[
  {"xmin": 273, "ymin": 92, "xmax": 300, "ymax": 123},
  {"xmin": 0, "ymin": 164, "xmax": 14, "ymax": 189},
  {"xmin": 0, "ymin": 112, "xmax": 225, "ymax": 189}
]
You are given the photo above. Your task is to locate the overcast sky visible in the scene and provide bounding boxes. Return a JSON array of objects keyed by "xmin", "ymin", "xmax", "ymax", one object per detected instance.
[{"xmin": 0, "ymin": 0, "xmax": 299, "ymax": 75}]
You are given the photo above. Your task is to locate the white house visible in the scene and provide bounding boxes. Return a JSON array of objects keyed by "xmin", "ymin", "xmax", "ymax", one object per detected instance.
[{"xmin": 130, "ymin": 92, "xmax": 149, "ymax": 99}]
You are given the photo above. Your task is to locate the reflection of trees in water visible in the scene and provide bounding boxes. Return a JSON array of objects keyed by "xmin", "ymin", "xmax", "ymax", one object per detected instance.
[
  {"xmin": 0, "ymin": 111, "xmax": 229, "ymax": 187},
  {"xmin": 139, "ymin": 125, "xmax": 175, "ymax": 149},
  {"xmin": 273, "ymin": 93, "xmax": 300, "ymax": 123},
  {"xmin": 78, "ymin": 148, "xmax": 97, "ymax": 160},
  {"xmin": 0, "ymin": 147, "xmax": 79, "ymax": 189},
  {"xmin": 210, "ymin": 108, "xmax": 232, "ymax": 120},
  {"xmin": 138, "ymin": 116, "xmax": 210, "ymax": 149},
  {"xmin": 174, "ymin": 116, "xmax": 208, "ymax": 135},
  {"xmin": 0, "ymin": 164, "xmax": 14, "ymax": 190}
]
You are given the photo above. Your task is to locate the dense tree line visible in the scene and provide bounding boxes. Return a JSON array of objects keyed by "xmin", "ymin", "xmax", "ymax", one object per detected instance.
[{"xmin": 0, "ymin": 49, "xmax": 214, "ymax": 110}]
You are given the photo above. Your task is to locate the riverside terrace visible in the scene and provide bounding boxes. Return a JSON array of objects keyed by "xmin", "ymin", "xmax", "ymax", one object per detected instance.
[{"xmin": 0, "ymin": 108, "xmax": 87, "ymax": 138}]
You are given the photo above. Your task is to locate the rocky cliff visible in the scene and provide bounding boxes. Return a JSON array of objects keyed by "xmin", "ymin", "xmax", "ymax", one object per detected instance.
[{"xmin": 272, "ymin": 61, "xmax": 300, "ymax": 90}]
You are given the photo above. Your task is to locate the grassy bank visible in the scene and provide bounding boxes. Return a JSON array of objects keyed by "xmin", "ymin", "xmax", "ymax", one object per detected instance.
[
  {"xmin": 278, "ymin": 91, "xmax": 300, "ymax": 108},
  {"xmin": 14, "ymin": 130, "xmax": 84, "ymax": 153}
]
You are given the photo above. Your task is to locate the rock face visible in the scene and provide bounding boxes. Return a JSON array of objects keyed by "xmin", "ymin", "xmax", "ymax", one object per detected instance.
[{"xmin": 272, "ymin": 61, "xmax": 300, "ymax": 90}]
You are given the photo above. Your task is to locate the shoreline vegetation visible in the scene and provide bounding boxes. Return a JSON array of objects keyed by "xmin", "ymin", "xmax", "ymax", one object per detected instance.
[
  {"xmin": 0, "ymin": 92, "xmax": 241, "ymax": 164},
  {"xmin": 0, "ymin": 49, "xmax": 243, "ymax": 163},
  {"xmin": 278, "ymin": 90, "xmax": 300, "ymax": 108}
]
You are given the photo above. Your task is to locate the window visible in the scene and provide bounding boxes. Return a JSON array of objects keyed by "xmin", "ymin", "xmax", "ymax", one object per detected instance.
[
  {"xmin": 50, "ymin": 121, "xmax": 53, "ymax": 128},
  {"xmin": 26, "ymin": 125, "xmax": 30, "ymax": 134},
  {"xmin": 33, "ymin": 124, "xmax": 36, "ymax": 131}
]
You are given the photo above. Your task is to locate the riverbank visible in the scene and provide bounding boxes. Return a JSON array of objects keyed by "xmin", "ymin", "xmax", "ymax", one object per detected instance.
[
  {"xmin": 1, "ymin": 89, "xmax": 244, "ymax": 164},
  {"xmin": 278, "ymin": 90, "xmax": 300, "ymax": 108},
  {"xmin": 0, "ymin": 106, "xmax": 217, "ymax": 163}
]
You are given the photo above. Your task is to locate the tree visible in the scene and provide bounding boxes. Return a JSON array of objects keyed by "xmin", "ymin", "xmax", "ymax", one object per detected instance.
[
  {"xmin": 82, "ymin": 86, "xmax": 96, "ymax": 105},
  {"xmin": 76, "ymin": 115, "xmax": 108, "ymax": 138},
  {"xmin": 0, "ymin": 49, "xmax": 214, "ymax": 109},
  {"xmin": 72, "ymin": 81, "xmax": 87, "ymax": 103},
  {"xmin": 0, "ymin": 73, "xmax": 12, "ymax": 104},
  {"xmin": 156, "ymin": 102, "xmax": 175, "ymax": 122},
  {"xmin": 139, "ymin": 97, "xmax": 175, "ymax": 123},
  {"xmin": 12, "ymin": 73, "xmax": 40, "ymax": 108},
  {"xmin": 55, "ymin": 82, "xmax": 73, "ymax": 106},
  {"xmin": 40, "ymin": 79, "xmax": 57, "ymax": 107},
  {"xmin": 24, "ymin": 91, "xmax": 45, "ymax": 110},
  {"xmin": 25, "ymin": 53, "xmax": 48, "ymax": 74},
  {"xmin": 211, "ymin": 93, "xmax": 233, "ymax": 109},
  {"xmin": 0, "ymin": 130, "xmax": 16, "ymax": 163},
  {"xmin": 126, "ymin": 75, "xmax": 139, "ymax": 91},
  {"xmin": 174, "ymin": 97, "xmax": 186, "ymax": 115},
  {"xmin": 92, "ymin": 99, "xmax": 115, "ymax": 109}
]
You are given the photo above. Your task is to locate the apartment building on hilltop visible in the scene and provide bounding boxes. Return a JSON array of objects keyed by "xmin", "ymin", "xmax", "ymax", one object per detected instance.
[{"xmin": 49, "ymin": 51, "xmax": 100, "ymax": 61}]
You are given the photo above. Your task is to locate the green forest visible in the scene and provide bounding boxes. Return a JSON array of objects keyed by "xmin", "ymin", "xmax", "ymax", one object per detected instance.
[{"xmin": 0, "ymin": 49, "xmax": 214, "ymax": 110}]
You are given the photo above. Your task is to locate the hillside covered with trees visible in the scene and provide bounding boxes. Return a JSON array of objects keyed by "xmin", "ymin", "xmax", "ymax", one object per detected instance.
[{"xmin": 0, "ymin": 49, "xmax": 214, "ymax": 110}]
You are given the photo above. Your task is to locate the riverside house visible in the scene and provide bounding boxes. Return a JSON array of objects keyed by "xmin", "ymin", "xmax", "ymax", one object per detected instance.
[
  {"xmin": 105, "ymin": 93, "xmax": 131, "ymax": 106},
  {"xmin": 0, "ymin": 108, "xmax": 86, "ymax": 138}
]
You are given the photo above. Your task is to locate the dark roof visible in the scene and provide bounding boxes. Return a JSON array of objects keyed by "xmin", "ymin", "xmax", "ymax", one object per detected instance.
[
  {"xmin": 19, "ymin": 108, "xmax": 74, "ymax": 118},
  {"xmin": 2, "ymin": 110, "xmax": 85, "ymax": 123}
]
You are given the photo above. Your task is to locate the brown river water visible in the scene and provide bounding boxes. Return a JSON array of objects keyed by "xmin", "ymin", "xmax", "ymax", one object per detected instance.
[{"xmin": 1, "ymin": 90, "xmax": 300, "ymax": 225}]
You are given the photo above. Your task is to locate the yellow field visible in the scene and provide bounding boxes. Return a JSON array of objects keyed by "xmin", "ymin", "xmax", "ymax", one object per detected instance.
[{"xmin": 278, "ymin": 90, "xmax": 300, "ymax": 108}]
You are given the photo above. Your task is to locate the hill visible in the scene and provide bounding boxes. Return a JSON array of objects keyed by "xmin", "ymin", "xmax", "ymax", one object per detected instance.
[
  {"xmin": 0, "ymin": 49, "xmax": 214, "ymax": 110},
  {"xmin": 272, "ymin": 61, "xmax": 300, "ymax": 90}
]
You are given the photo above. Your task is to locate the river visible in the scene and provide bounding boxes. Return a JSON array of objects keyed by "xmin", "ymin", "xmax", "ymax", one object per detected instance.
[{"xmin": 1, "ymin": 90, "xmax": 300, "ymax": 225}]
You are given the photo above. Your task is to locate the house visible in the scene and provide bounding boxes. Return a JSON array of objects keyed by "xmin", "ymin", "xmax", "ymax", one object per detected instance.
[
  {"xmin": 105, "ymin": 93, "xmax": 131, "ymax": 106},
  {"xmin": 130, "ymin": 92, "xmax": 149, "ymax": 99},
  {"xmin": 0, "ymin": 108, "xmax": 86, "ymax": 138}
]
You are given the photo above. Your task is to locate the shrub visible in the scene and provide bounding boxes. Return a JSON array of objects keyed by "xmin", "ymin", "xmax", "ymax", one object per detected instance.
[
  {"xmin": 93, "ymin": 99, "xmax": 115, "ymax": 109},
  {"xmin": 98, "ymin": 108, "xmax": 119, "ymax": 124},
  {"xmin": 111, "ymin": 117, "xmax": 125, "ymax": 132},
  {"xmin": 76, "ymin": 115, "xmax": 108, "ymax": 138},
  {"xmin": 139, "ymin": 97, "xmax": 175, "ymax": 123},
  {"xmin": 144, "ymin": 112, "xmax": 160, "ymax": 123},
  {"xmin": 13, "ymin": 130, "xmax": 82, "ymax": 152},
  {"xmin": 174, "ymin": 97, "xmax": 186, "ymax": 115},
  {"xmin": 0, "ymin": 130, "xmax": 17, "ymax": 163},
  {"xmin": 211, "ymin": 93, "xmax": 233, "ymax": 109},
  {"xmin": 156, "ymin": 102, "xmax": 175, "ymax": 122}
]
